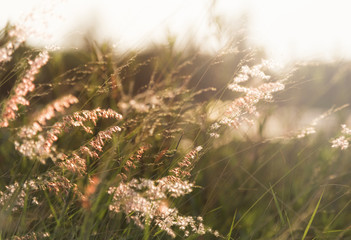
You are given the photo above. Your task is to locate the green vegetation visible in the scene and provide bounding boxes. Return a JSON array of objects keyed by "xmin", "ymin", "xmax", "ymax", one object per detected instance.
[{"xmin": 1, "ymin": 22, "xmax": 351, "ymax": 240}]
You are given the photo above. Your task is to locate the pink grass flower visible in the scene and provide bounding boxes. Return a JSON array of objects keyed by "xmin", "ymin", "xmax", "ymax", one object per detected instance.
[{"xmin": 0, "ymin": 51, "xmax": 49, "ymax": 127}]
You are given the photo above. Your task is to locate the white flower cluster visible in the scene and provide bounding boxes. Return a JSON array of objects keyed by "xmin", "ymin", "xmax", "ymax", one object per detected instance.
[
  {"xmin": 331, "ymin": 124, "xmax": 351, "ymax": 150},
  {"xmin": 210, "ymin": 60, "xmax": 284, "ymax": 136},
  {"xmin": 108, "ymin": 176, "xmax": 217, "ymax": 238}
]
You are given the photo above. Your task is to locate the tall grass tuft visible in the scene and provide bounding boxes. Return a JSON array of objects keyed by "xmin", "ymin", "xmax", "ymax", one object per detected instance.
[
  {"xmin": 2, "ymin": 7, "xmax": 351, "ymax": 240},
  {"xmin": 0, "ymin": 19, "xmax": 288, "ymax": 238}
]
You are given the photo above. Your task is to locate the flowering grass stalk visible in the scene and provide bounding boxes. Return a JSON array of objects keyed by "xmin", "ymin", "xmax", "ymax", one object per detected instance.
[
  {"xmin": 5, "ymin": 19, "xmax": 347, "ymax": 240},
  {"xmin": 0, "ymin": 51, "xmax": 49, "ymax": 127}
]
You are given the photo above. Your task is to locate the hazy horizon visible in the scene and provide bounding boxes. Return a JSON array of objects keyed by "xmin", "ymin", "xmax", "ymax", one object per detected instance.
[{"xmin": 1, "ymin": 0, "xmax": 351, "ymax": 65}]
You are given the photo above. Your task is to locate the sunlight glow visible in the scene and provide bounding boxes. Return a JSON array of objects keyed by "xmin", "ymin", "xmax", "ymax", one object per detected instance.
[
  {"xmin": 1, "ymin": 0, "xmax": 351, "ymax": 63},
  {"xmin": 247, "ymin": 0, "xmax": 351, "ymax": 63}
]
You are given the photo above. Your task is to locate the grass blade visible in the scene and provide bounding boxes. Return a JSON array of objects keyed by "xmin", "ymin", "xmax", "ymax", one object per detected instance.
[
  {"xmin": 285, "ymin": 210, "xmax": 293, "ymax": 239},
  {"xmin": 270, "ymin": 184, "xmax": 285, "ymax": 225},
  {"xmin": 301, "ymin": 190, "xmax": 324, "ymax": 240},
  {"xmin": 227, "ymin": 209, "xmax": 237, "ymax": 240}
]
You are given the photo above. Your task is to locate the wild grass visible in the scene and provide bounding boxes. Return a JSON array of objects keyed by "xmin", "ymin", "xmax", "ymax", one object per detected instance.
[{"xmin": 1, "ymin": 18, "xmax": 351, "ymax": 240}]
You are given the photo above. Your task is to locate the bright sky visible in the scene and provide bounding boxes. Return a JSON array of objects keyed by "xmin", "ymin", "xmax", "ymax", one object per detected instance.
[{"xmin": 1, "ymin": 0, "xmax": 351, "ymax": 64}]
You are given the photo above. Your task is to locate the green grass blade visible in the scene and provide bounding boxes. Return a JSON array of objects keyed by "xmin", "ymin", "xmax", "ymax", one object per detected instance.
[
  {"xmin": 227, "ymin": 209, "xmax": 237, "ymax": 240},
  {"xmin": 43, "ymin": 190, "xmax": 58, "ymax": 225},
  {"xmin": 143, "ymin": 215, "xmax": 150, "ymax": 240},
  {"xmin": 270, "ymin": 185, "xmax": 285, "ymax": 225},
  {"xmin": 301, "ymin": 190, "xmax": 324, "ymax": 240},
  {"xmin": 233, "ymin": 157, "xmax": 308, "ymax": 230},
  {"xmin": 285, "ymin": 210, "xmax": 293, "ymax": 239}
]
